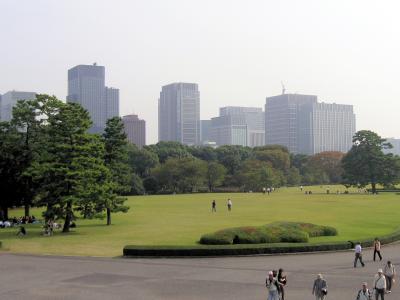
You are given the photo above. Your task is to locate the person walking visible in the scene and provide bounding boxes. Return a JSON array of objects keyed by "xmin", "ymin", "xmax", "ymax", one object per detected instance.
[
  {"xmin": 266, "ymin": 271, "xmax": 279, "ymax": 300},
  {"xmin": 383, "ymin": 261, "xmax": 396, "ymax": 293},
  {"xmin": 354, "ymin": 242, "xmax": 365, "ymax": 268},
  {"xmin": 373, "ymin": 238, "xmax": 382, "ymax": 261},
  {"xmin": 373, "ymin": 269, "xmax": 386, "ymax": 300},
  {"xmin": 211, "ymin": 200, "xmax": 216, "ymax": 212},
  {"xmin": 277, "ymin": 268, "xmax": 287, "ymax": 300},
  {"xmin": 356, "ymin": 282, "xmax": 372, "ymax": 300},
  {"xmin": 227, "ymin": 199, "xmax": 232, "ymax": 211},
  {"xmin": 312, "ymin": 274, "xmax": 328, "ymax": 300}
]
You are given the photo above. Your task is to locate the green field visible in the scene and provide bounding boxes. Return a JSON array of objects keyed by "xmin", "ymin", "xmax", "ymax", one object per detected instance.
[{"xmin": 0, "ymin": 186, "xmax": 399, "ymax": 257}]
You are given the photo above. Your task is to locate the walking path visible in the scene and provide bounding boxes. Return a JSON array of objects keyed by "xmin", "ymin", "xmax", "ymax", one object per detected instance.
[{"xmin": 1, "ymin": 243, "xmax": 399, "ymax": 299}]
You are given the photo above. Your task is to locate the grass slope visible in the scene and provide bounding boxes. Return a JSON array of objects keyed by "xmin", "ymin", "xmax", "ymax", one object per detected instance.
[{"xmin": 0, "ymin": 186, "xmax": 399, "ymax": 257}]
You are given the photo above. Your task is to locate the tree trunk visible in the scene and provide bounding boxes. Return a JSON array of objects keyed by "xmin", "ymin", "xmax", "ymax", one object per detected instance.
[
  {"xmin": 63, "ymin": 201, "xmax": 72, "ymax": 233},
  {"xmin": 107, "ymin": 208, "xmax": 111, "ymax": 225},
  {"xmin": 371, "ymin": 182, "xmax": 377, "ymax": 194},
  {"xmin": 0, "ymin": 207, "xmax": 8, "ymax": 220},
  {"xmin": 24, "ymin": 203, "xmax": 30, "ymax": 217}
]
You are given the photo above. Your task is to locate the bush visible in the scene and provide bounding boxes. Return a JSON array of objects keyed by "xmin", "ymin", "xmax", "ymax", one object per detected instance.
[
  {"xmin": 123, "ymin": 228, "xmax": 400, "ymax": 257},
  {"xmin": 199, "ymin": 221, "xmax": 337, "ymax": 245},
  {"xmin": 279, "ymin": 229, "xmax": 309, "ymax": 243},
  {"xmin": 199, "ymin": 232, "xmax": 233, "ymax": 245}
]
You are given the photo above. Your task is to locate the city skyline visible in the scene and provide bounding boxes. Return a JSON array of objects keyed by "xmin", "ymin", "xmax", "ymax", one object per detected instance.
[{"xmin": 1, "ymin": 1, "xmax": 400, "ymax": 143}]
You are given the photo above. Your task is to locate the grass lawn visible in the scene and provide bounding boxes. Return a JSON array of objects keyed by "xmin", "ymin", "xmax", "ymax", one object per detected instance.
[{"xmin": 0, "ymin": 185, "xmax": 399, "ymax": 257}]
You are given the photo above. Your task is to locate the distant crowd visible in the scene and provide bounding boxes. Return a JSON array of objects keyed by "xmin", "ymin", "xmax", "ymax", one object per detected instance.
[{"xmin": 0, "ymin": 215, "xmax": 39, "ymax": 228}]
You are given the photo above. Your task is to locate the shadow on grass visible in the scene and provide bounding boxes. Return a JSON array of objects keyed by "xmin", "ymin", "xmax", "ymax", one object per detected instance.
[
  {"xmin": 0, "ymin": 228, "xmax": 83, "ymax": 240},
  {"xmin": 76, "ymin": 223, "xmax": 114, "ymax": 228}
]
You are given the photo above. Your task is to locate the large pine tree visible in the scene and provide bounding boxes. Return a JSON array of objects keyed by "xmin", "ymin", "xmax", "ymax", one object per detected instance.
[
  {"xmin": 30, "ymin": 98, "xmax": 110, "ymax": 232},
  {"xmin": 102, "ymin": 117, "xmax": 131, "ymax": 225}
]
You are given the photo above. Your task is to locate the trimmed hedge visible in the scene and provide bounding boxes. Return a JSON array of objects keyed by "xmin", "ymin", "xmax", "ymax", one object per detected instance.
[
  {"xmin": 199, "ymin": 222, "xmax": 337, "ymax": 245},
  {"xmin": 123, "ymin": 228, "xmax": 400, "ymax": 257}
]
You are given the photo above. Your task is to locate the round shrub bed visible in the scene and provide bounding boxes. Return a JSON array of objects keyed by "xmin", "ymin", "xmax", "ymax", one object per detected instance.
[
  {"xmin": 199, "ymin": 222, "xmax": 337, "ymax": 245},
  {"xmin": 123, "ymin": 228, "xmax": 400, "ymax": 257}
]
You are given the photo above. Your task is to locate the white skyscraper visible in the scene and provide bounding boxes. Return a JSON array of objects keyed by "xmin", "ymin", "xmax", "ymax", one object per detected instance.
[
  {"xmin": 67, "ymin": 64, "xmax": 119, "ymax": 133},
  {"xmin": 158, "ymin": 83, "xmax": 200, "ymax": 145}
]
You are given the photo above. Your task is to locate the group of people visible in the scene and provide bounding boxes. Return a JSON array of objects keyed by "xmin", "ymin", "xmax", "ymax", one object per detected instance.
[
  {"xmin": 265, "ymin": 268, "xmax": 287, "ymax": 300},
  {"xmin": 262, "ymin": 187, "xmax": 275, "ymax": 195},
  {"xmin": 211, "ymin": 199, "xmax": 232, "ymax": 212},
  {"xmin": 42, "ymin": 219, "xmax": 65, "ymax": 236},
  {"xmin": 265, "ymin": 239, "xmax": 396, "ymax": 299},
  {"xmin": 353, "ymin": 239, "xmax": 396, "ymax": 299},
  {"xmin": 0, "ymin": 215, "xmax": 38, "ymax": 228}
]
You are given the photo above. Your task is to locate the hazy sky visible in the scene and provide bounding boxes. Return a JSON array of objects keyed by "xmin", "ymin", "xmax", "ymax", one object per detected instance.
[{"xmin": 1, "ymin": 0, "xmax": 400, "ymax": 144}]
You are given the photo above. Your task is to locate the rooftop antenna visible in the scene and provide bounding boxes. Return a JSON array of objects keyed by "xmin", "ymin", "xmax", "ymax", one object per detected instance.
[{"xmin": 281, "ymin": 81, "xmax": 286, "ymax": 95}]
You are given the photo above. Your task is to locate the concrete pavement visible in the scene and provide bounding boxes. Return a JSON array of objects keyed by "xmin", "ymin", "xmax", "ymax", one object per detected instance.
[{"xmin": 1, "ymin": 243, "xmax": 399, "ymax": 299}]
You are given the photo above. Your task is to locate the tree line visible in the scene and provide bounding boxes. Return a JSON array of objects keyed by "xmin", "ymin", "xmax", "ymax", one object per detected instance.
[
  {"xmin": 130, "ymin": 131, "xmax": 400, "ymax": 195},
  {"xmin": 1, "ymin": 95, "xmax": 400, "ymax": 231}
]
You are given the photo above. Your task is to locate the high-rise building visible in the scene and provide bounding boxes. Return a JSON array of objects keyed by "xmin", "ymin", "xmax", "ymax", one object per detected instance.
[
  {"xmin": 200, "ymin": 120, "xmax": 212, "ymax": 144},
  {"xmin": 67, "ymin": 63, "xmax": 119, "ymax": 133},
  {"xmin": 0, "ymin": 91, "xmax": 36, "ymax": 121},
  {"xmin": 105, "ymin": 87, "xmax": 119, "ymax": 121},
  {"xmin": 308, "ymin": 102, "xmax": 356, "ymax": 154},
  {"xmin": 122, "ymin": 114, "xmax": 146, "ymax": 149},
  {"xmin": 265, "ymin": 93, "xmax": 356, "ymax": 154},
  {"xmin": 265, "ymin": 94, "xmax": 317, "ymax": 153},
  {"xmin": 158, "ymin": 83, "xmax": 200, "ymax": 145},
  {"xmin": 210, "ymin": 106, "xmax": 265, "ymax": 147},
  {"xmin": 210, "ymin": 114, "xmax": 248, "ymax": 146}
]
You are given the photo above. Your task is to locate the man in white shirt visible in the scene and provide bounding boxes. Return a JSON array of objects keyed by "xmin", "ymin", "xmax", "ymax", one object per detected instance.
[
  {"xmin": 354, "ymin": 242, "xmax": 365, "ymax": 268},
  {"xmin": 374, "ymin": 269, "xmax": 386, "ymax": 300},
  {"xmin": 356, "ymin": 282, "xmax": 372, "ymax": 300}
]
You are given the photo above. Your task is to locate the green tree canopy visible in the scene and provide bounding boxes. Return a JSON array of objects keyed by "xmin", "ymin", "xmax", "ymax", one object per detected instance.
[
  {"xmin": 29, "ymin": 98, "xmax": 110, "ymax": 232},
  {"xmin": 145, "ymin": 141, "xmax": 192, "ymax": 163},
  {"xmin": 205, "ymin": 161, "xmax": 227, "ymax": 192},
  {"xmin": 342, "ymin": 130, "xmax": 399, "ymax": 193}
]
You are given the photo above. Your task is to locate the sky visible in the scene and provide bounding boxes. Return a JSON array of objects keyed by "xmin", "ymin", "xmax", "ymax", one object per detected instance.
[{"xmin": 1, "ymin": 0, "xmax": 400, "ymax": 144}]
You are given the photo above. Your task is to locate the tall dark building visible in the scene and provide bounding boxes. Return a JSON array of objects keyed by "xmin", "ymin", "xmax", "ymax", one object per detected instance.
[
  {"xmin": 158, "ymin": 83, "xmax": 200, "ymax": 145},
  {"xmin": 265, "ymin": 93, "xmax": 355, "ymax": 154},
  {"xmin": 200, "ymin": 120, "xmax": 212, "ymax": 144},
  {"xmin": 67, "ymin": 63, "xmax": 119, "ymax": 133}
]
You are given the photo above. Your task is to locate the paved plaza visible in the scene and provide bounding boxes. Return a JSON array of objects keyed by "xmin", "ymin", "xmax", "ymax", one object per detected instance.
[{"xmin": 1, "ymin": 243, "xmax": 399, "ymax": 299}]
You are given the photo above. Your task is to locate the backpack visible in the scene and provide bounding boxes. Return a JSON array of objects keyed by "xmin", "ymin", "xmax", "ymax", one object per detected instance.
[{"xmin": 357, "ymin": 289, "xmax": 371, "ymax": 300}]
